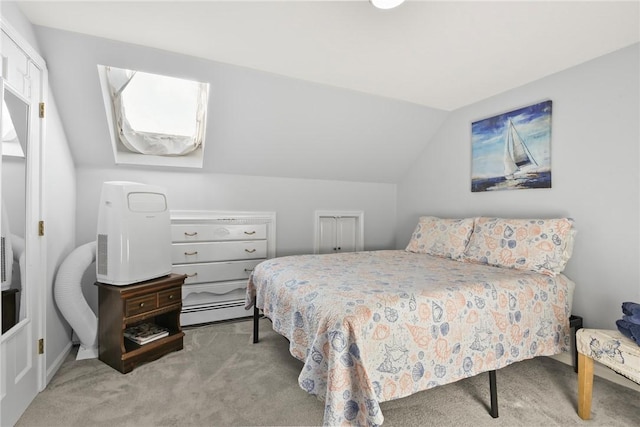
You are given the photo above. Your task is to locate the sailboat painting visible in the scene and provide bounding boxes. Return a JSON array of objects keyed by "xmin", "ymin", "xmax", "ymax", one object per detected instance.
[{"xmin": 471, "ymin": 100, "xmax": 552, "ymax": 192}]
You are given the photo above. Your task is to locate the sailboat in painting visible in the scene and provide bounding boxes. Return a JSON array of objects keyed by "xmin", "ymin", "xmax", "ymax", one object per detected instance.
[{"xmin": 503, "ymin": 119, "xmax": 537, "ymax": 179}]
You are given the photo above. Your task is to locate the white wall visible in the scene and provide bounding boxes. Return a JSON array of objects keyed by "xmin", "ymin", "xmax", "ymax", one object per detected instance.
[
  {"xmin": 76, "ymin": 167, "xmax": 397, "ymax": 312},
  {"xmin": 33, "ymin": 25, "xmax": 447, "ymax": 184},
  {"xmin": 42, "ymin": 96, "xmax": 76, "ymax": 381},
  {"xmin": 77, "ymin": 168, "xmax": 396, "ymax": 254},
  {"xmin": 397, "ymin": 44, "xmax": 640, "ymax": 330},
  {"xmin": 31, "ymin": 25, "xmax": 423, "ymax": 313}
]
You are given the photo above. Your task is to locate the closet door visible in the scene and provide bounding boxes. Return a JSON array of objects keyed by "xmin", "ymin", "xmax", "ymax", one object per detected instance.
[
  {"xmin": 336, "ymin": 217, "xmax": 357, "ymax": 253},
  {"xmin": 1, "ymin": 22, "xmax": 46, "ymax": 427},
  {"xmin": 314, "ymin": 211, "xmax": 363, "ymax": 254},
  {"xmin": 318, "ymin": 216, "xmax": 337, "ymax": 254}
]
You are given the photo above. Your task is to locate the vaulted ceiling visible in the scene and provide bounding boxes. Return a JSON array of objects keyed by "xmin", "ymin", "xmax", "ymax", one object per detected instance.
[{"xmin": 17, "ymin": 0, "xmax": 640, "ymax": 111}]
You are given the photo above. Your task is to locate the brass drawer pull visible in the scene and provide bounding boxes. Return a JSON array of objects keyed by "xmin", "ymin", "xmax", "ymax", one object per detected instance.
[
  {"xmin": 245, "ymin": 249, "xmax": 256, "ymax": 253},
  {"xmin": 184, "ymin": 251, "xmax": 198, "ymax": 256},
  {"xmin": 139, "ymin": 302, "xmax": 145, "ymax": 308},
  {"xmin": 244, "ymin": 231, "xmax": 256, "ymax": 235},
  {"xmin": 184, "ymin": 231, "xmax": 198, "ymax": 237},
  {"xmin": 168, "ymin": 295, "xmax": 174, "ymax": 300},
  {"xmin": 186, "ymin": 272, "xmax": 198, "ymax": 278}
]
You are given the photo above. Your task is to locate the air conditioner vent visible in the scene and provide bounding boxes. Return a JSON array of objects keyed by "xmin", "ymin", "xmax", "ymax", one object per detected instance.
[{"xmin": 97, "ymin": 234, "xmax": 108, "ymax": 276}]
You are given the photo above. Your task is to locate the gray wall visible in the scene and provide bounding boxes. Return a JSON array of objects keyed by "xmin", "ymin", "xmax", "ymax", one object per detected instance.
[{"xmin": 397, "ymin": 43, "xmax": 640, "ymax": 330}]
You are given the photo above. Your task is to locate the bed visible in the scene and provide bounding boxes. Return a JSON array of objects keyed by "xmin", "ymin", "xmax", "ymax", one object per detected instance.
[{"xmin": 246, "ymin": 217, "xmax": 576, "ymax": 426}]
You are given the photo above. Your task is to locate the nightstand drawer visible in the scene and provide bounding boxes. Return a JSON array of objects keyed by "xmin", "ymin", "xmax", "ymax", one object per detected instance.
[
  {"xmin": 158, "ymin": 288, "xmax": 181, "ymax": 307},
  {"xmin": 125, "ymin": 294, "xmax": 157, "ymax": 317}
]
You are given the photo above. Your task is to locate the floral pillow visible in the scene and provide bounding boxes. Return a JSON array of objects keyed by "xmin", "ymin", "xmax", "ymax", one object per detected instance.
[
  {"xmin": 406, "ymin": 216, "xmax": 475, "ymax": 260},
  {"xmin": 463, "ymin": 217, "xmax": 576, "ymax": 276}
]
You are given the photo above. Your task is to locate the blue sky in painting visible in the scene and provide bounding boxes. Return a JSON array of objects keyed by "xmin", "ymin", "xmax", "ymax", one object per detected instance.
[{"xmin": 471, "ymin": 100, "xmax": 552, "ymax": 179}]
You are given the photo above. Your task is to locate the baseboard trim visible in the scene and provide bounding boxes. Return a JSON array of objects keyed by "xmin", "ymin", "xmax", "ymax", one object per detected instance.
[
  {"xmin": 46, "ymin": 341, "xmax": 73, "ymax": 386},
  {"xmin": 550, "ymin": 352, "xmax": 640, "ymax": 392}
]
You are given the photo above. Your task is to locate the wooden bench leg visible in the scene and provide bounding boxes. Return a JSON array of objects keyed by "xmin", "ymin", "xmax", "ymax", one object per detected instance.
[{"xmin": 578, "ymin": 353, "xmax": 594, "ymax": 420}]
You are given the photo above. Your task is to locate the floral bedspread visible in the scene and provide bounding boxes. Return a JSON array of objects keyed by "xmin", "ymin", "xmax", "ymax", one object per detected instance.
[{"xmin": 245, "ymin": 250, "xmax": 573, "ymax": 426}]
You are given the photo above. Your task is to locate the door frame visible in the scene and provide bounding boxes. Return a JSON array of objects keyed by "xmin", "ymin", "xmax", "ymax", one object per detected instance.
[{"xmin": 1, "ymin": 18, "xmax": 47, "ymax": 426}]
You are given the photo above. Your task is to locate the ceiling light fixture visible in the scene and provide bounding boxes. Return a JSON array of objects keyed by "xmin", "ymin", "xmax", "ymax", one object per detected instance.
[{"xmin": 370, "ymin": 0, "xmax": 406, "ymax": 10}]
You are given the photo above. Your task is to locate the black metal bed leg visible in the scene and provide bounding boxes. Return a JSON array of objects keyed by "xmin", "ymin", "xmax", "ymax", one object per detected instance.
[
  {"xmin": 253, "ymin": 297, "xmax": 259, "ymax": 344},
  {"xmin": 489, "ymin": 370, "xmax": 498, "ymax": 418}
]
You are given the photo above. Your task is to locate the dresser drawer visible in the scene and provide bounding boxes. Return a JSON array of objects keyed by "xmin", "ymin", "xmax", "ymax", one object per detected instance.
[
  {"xmin": 182, "ymin": 281, "xmax": 247, "ymax": 307},
  {"xmin": 171, "ymin": 241, "xmax": 267, "ymax": 264},
  {"xmin": 172, "ymin": 260, "xmax": 262, "ymax": 285},
  {"xmin": 171, "ymin": 223, "xmax": 267, "ymax": 242},
  {"xmin": 125, "ymin": 294, "xmax": 157, "ymax": 317}
]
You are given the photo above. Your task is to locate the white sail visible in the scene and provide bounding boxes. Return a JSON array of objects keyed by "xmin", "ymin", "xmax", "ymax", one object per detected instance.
[{"xmin": 503, "ymin": 119, "xmax": 537, "ymax": 178}]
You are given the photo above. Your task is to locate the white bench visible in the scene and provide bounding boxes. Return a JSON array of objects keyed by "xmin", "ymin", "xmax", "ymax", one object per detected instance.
[{"xmin": 576, "ymin": 328, "xmax": 640, "ymax": 419}]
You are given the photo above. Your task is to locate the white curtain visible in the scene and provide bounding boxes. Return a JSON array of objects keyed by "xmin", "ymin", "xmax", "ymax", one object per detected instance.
[{"xmin": 104, "ymin": 66, "xmax": 207, "ymax": 156}]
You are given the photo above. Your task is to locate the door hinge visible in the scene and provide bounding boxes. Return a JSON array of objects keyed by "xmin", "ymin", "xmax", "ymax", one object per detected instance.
[
  {"xmin": 38, "ymin": 338, "xmax": 44, "ymax": 354},
  {"xmin": 39, "ymin": 102, "xmax": 45, "ymax": 118},
  {"xmin": 38, "ymin": 220, "xmax": 44, "ymax": 236}
]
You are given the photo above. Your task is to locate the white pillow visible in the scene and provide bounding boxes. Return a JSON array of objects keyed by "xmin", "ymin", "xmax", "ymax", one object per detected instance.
[
  {"xmin": 406, "ymin": 216, "xmax": 475, "ymax": 260},
  {"xmin": 463, "ymin": 217, "xmax": 576, "ymax": 276}
]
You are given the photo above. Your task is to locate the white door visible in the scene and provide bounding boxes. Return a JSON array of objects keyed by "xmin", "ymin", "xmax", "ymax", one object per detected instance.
[
  {"xmin": 315, "ymin": 212, "xmax": 363, "ymax": 254},
  {"xmin": 1, "ymin": 23, "xmax": 46, "ymax": 426},
  {"xmin": 336, "ymin": 217, "xmax": 357, "ymax": 253},
  {"xmin": 318, "ymin": 216, "xmax": 337, "ymax": 254}
]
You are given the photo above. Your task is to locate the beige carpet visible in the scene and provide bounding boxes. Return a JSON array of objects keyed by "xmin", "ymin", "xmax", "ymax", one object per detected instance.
[{"xmin": 17, "ymin": 318, "xmax": 639, "ymax": 426}]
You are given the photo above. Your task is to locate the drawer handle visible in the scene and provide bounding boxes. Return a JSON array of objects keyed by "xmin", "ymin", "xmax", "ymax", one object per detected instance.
[
  {"xmin": 244, "ymin": 268, "xmax": 254, "ymax": 273},
  {"xmin": 139, "ymin": 302, "xmax": 145, "ymax": 308},
  {"xmin": 244, "ymin": 231, "xmax": 256, "ymax": 235},
  {"xmin": 168, "ymin": 295, "xmax": 174, "ymax": 300},
  {"xmin": 245, "ymin": 249, "xmax": 256, "ymax": 253},
  {"xmin": 184, "ymin": 232, "xmax": 198, "ymax": 237},
  {"xmin": 186, "ymin": 272, "xmax": 198, "ymax": 278},
  {"xmin": 184, "ymin": 251, "xmax": 198, "ymax": 256}
]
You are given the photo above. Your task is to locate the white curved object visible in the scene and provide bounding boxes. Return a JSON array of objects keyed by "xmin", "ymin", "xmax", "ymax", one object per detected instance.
[
  {"xmin": 1, "ymin": 202, "xmax": 14, "ymax": 291},
  {"xmin": 54, "ymin": 241, "xmax": 98, "ymax": 360},
  {"xmin": 11, "ymin": 233, "xmax": 25, "ymax": 323}
]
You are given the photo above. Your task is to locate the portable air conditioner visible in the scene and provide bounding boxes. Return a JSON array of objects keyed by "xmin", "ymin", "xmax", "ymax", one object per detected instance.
[{"xmin": 96, "ymin": 181, "xmax": 172, "ymax": 286}]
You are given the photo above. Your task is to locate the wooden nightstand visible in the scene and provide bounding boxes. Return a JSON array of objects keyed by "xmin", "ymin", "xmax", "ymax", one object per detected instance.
[{"xmin": 96, "ymin": 274, "xmax": 186, "ymax": 373}]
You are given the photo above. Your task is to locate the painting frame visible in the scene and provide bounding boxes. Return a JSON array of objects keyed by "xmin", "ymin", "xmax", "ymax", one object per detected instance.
[{"xmin": 471, "ymin": 100, "xmax": 552, "ymax": 192}]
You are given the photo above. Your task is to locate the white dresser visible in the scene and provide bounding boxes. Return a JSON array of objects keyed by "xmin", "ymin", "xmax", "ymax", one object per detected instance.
[{"xmin": 170, "ymin": 210, "xmax": 276, "ymax": 326}]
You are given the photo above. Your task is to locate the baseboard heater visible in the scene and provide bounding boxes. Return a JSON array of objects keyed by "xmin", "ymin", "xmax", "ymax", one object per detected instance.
[{"xmin": 181, "ymin": 300, "xmax": 249, "ymax": 326}]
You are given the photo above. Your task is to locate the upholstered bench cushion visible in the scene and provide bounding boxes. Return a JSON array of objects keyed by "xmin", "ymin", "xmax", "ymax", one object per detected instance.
[{"xmin": 576, "ymin": 328, "xmax": 640, "ymax": 384}]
